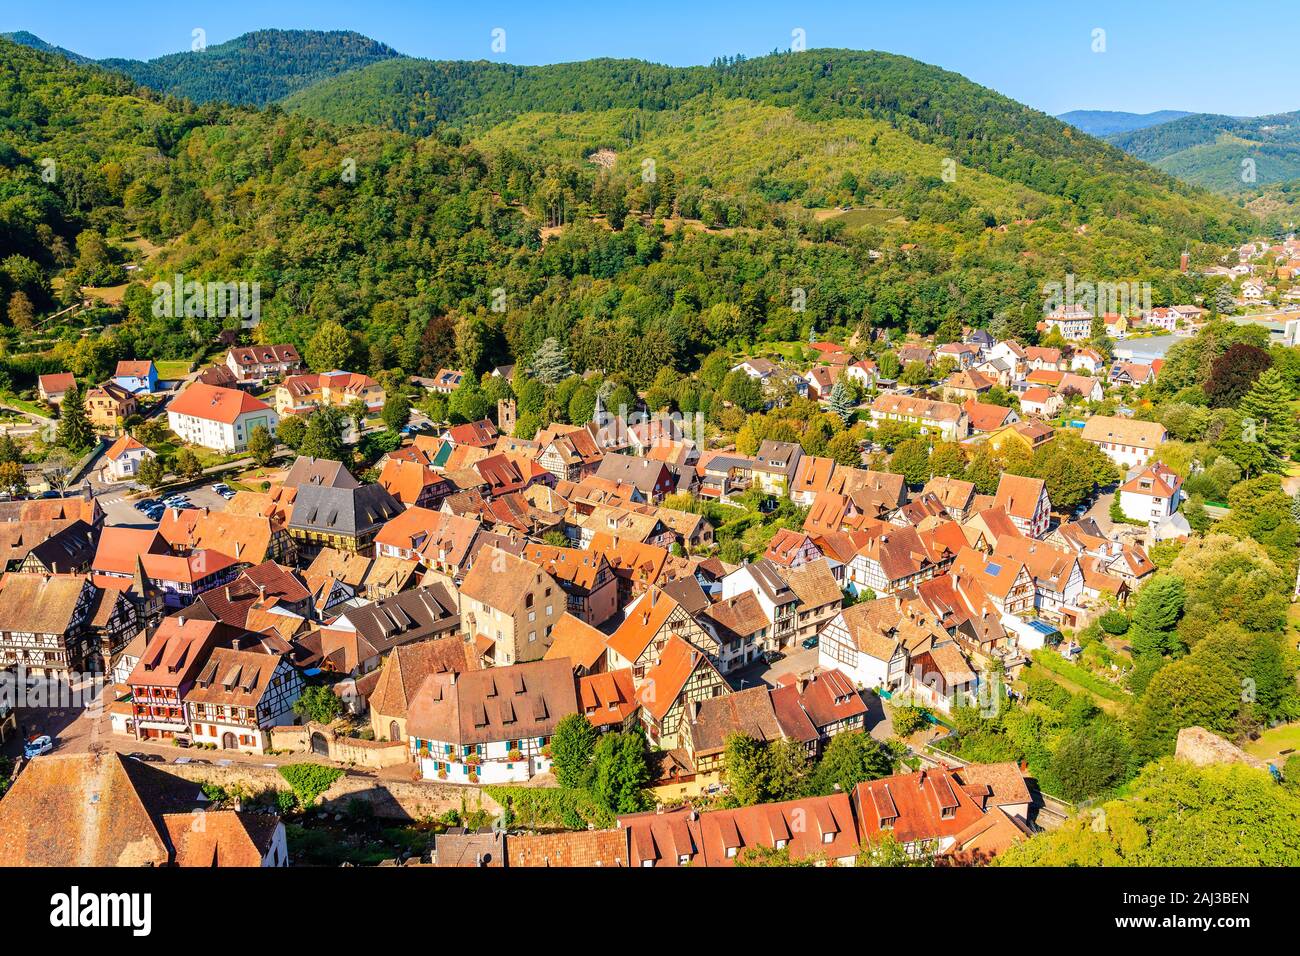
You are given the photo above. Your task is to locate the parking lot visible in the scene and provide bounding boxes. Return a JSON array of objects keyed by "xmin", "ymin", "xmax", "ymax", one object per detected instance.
[{"xmin": 98, "ymin": 481, "xmax": 234, "ymax": 527}]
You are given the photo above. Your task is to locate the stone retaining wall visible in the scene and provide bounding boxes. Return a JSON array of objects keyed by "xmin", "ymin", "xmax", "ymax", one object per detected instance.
[{"xmin": 164, "ymin": 762, "xmax": 500, "ymax": 821}]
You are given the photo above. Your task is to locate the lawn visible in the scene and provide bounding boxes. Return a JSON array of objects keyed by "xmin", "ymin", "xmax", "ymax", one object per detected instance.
[
  {"xmin": 155, "ymin": 360, "xmax": 192, "ymax": 381},
  {"xmin": 1245, "ymin": 722, "xmax": 1300, "ymax": 761}
]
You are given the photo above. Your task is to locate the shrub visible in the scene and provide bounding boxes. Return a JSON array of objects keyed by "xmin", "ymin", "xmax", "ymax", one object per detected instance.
[
  {"xmin": 890, "ymin": 705, "xmax": 929, "ymax": 737},
  {"xmin": 278, "ymin": 763, "xmax": 343, "ymax": 808},
  {"xmin": 1099, "ymin": 610, "xmax": 1129, "ymax": 635}
]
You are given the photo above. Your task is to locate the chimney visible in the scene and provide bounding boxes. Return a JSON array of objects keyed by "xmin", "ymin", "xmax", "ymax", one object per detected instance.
[{"xmin": 917, "ymin": 769, "xmax": 927, "ymax": 789}]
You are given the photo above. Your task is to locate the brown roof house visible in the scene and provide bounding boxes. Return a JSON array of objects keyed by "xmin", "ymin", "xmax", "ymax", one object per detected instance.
[
  {"xmin": 0, "ymin": 751, "xmax": 286, "ymax": 867},
  {"xmin": 184, "ymin": 647, "xmax": 304, "ymax": 753},
  {"xmin": 458, "ymin": 546, "xmax": 566, "ymax": 666},
  {"xmin": 407, "ymin": 657, "xmax": 577, "ymax": 784},
  {"xmin": 682, "ymin": 685, "xmax": 783, "ymax": 774},
  {"xmin": 368, "ymin": 634, "xmax": 478, "ymax": 742}
]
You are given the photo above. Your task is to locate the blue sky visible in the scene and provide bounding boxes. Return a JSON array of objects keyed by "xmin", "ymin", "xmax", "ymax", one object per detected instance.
[{"xmin": 5, "ymin": 0, "xmax": 1295, "ymax": 117}]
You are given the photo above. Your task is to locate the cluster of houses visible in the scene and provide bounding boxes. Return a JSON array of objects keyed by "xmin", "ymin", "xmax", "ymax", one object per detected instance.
[
  {"xmin": 35, "ymin": 343, "xmax": 390, "ymax": 457},
  {"xmin": 0, "ymin": 312, "xmax": 1201, "ymax": 867},
  {"xmin": 1202, "ymin": 237, "xmax": 1300, "ymax": 306},
  {"xmin": 429, "ymin": 759, "xmax": 1034, "ymax": 867}
]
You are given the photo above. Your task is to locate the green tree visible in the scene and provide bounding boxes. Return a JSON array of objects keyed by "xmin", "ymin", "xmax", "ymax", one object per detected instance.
[
  {"xmin": 246, "ymin": 424, "xmax": 275, "ymax": 467},
  {"xmin": 381, "ymin": 393, "xmax": 411, "ymax": 433},
  {"xmin": 550, "ymin": 713, "xmax": 598, "ymax": 790},
  {"xmin": 998, "ymin": 759, "xmax": 1300, "ymax": 866},
  {"xmin": 174, "ymin": 447, "xmax": 202, "ymax": 479},
  {"xmin": 889, "ymin": 438, "xmax": 931, "ymax": 486},
  {"xmin": 1050, "ymin": 720, "xmax": 1131, "ymax": 802},
  {"xmin": 305, "ymin": 320, "xmax": 356, "ymax": 372},
  {"xmin": 136, "ymin": 453, "xmax": 166, "ymax": 489},
  {"xmin": 723, "ymin": 733, "xmax": 770, "ymax": 806},
  {"xmin": 827, "ymin": 379, "xmax": 855, "ymax": 424},
  {"xmin": 298, "ymin": 406, "xmax": 347, "ymax": 462},
  {"xmin": 1131, "ymin": 658, "xmax": 1238, "ymax": 762},
  {"xmin": 590, "ymin": 730, "xmax": 651, "ymax": 814},
  {"xmin": 0, "ymin": 461, "xmax": 26, "ymax": 497},
  {"xmin": 1237, "ymin": 366, "xmax": 1296, "ymax": 460},
  {"xmin": 530, "ymin": 337, "xmax": 572, "ymax": 385},
  {"xmin": 55, "ymin": 381, "xmax": 93, "ymax": 452},
  {"xmin": 1128, "ymin": 574, "xmax": 1185, "ymax": 658},
  {"xmin": 806, "ymin": 731, "xmax": 893, "ymax": 796},
  {"xmin": 293, "ymin": 685, "xmax": 343, "ymax": 725},
  {"xmin": 276, "ymin": 414, "xmax": 307, "ymax": 450}
]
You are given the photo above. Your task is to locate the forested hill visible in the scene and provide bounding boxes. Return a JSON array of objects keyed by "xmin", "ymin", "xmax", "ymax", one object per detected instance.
[
  {"xmin": 7, "ymin": 29, "xmax": 401, "ymax": 106},
  {"xmin": 1109, "ymin": 109, "xmax": 1300, "ymax": 192},
  {"xmin": 0, "ymin": 34, "xmax": 1257, "ymax": 397},
  {"xmin": 281, "ymin": 49, "xmax": 1246, "ymax": 230},
  {"xmin": 1, "ymin": 31, "xmax": 91, "ymax": 64}
]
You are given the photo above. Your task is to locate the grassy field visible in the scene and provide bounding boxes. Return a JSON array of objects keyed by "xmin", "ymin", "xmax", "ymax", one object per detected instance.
[
  {"xmin": 1244, "ymin": 723, "xmax": 1300, "ymax": 761},
  {"xmin": 1030, "ymin": 649, "xmax": 1132, "ymax": 709},
  {"xmin": 154, "ymin": 359, "xmax": 192, "ymax": 381},
  {"xmin": 819, "ymin": 206, "xmax": 904, "ymax": 228}
]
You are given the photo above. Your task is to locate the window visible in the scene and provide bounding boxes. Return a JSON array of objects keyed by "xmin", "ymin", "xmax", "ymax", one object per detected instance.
[
  {"xmin": 822, "ymin": 832, "xmax": 835, "ymax": 844},
  {"xmin": 725, "ymin": 846, "xmax": 738, "ymax": 859}
]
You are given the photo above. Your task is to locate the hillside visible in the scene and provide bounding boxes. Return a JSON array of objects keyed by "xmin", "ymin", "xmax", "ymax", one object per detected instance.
[
  {"xmin": 284, "ymin": 51, "xmax": 1248, "ymax": 234},
  {"xmin": 0, "ymin": 36, "xmax": 1258, "ymax": 398},
  {"xmin": 1109, "ymin": 109, "xmax": 1300, "ymax": 192},
  {"xmin": 8, "ymin": 29, "xmax": 402, "ymax": 105},
  {"xmin": 2, "ymin": 30, "xmax": 91, "ymax": 64},
  {"xmin": 1057, "ymin": 109, "xmax": 1192, "ymax": 137}
]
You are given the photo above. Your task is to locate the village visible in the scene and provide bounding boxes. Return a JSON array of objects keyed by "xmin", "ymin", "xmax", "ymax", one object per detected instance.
[{"xmin": 0, "ymin": 266, "xmax": 1271, "ymax": 869}]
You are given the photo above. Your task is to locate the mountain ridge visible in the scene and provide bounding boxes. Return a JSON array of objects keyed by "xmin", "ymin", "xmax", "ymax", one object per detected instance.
[{"xmin": 1057, "ymin": 109, "xmax": 1194, "ymax": 137}]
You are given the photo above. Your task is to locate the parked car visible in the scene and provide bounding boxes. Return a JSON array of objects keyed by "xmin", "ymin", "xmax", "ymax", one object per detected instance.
[
  {"xmin": 23, "ymin": 734, "xmax": 53, "ymax": 758},
  {"xmin": 801, "ymin": 636, "xmax": 820, "ymax": 650},
  {"xmin": 127, "ymin": 752, "xmax": 164, "ymax": 763},
  {"xmin": 763, "ymin": 650, "xmax": 784, "ymax": 664}
]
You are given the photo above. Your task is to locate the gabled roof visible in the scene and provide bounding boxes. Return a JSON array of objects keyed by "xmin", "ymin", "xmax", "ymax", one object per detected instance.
[
  {"xmin": 577, "ymin": 668, "xmax": 638, "ymax": 729},
  {"xmin": 282, "ymin": 456, "xmax": 360, "ymax": 490},
  {"xmin": 167, "ymin": 382, "xmax": 271, "ymax": 424},
  {"xmin": 104, "ymin": 434, "xmax": 149, "ymax": 461},
  {"xmin": 370, "ymin": 634, "xmax": 478, "ymax": 719},
  {"xmin": 0, "ymin": 572, "xmax": 88, "ymax": 634},
  {"xmin": 543, "ymin": 613, "xmax": 610, "ymax": 672},
  {"xmin": 458, "ymin": 546, "xmax": 550, "ymax": 613},
  {"xmin": 687, "ymin": 686, "xmax": 782, "ymax": 753},
  {"xmin": 186, "ymin": 647, "xmax": 285, "ymax": 708},
  {"xmin": 406, "ymin": 657, "xmax": 578, "ymax": 745},
  {"xmin": 993, "ymin": 473, "xmax": 1048, "ymax": 521},
  {"xmin": 1080, "ymin": 415, "xmax": 1166, "ymax": 449},
  {"xmin": 288, "ymin": 483, "xmax": 403, "ymax": 537},
  {"xmin": 637, "ymin": 634, "xmax": 726, "ymax": 721},
  {"xmin": 607, "ymin": 587, "xmax": 682, "ymax": 663}
]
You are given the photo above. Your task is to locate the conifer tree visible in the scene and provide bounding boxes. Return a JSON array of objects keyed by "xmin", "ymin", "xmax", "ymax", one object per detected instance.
[{"xmin": 55, "ymin": 381, "xmax": 93, "ymax": 452}]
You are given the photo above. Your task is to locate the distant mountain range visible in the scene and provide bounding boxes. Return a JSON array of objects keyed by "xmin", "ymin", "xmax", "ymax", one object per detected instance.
[
  {"xmin": 1108, "ymin": 110, "xmax": 1300, "ymax": 193},
  {"xmin": 4, "ymin": 28, "xmax": 401, "ymax": 105},
  {"xmin": 1058, "ymin": 109, "xmax": 1194, "ymax": 137}
]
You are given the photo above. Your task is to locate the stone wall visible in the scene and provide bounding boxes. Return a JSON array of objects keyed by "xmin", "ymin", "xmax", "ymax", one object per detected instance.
[
  {"xmin": 269, "ymin": 722, "xmax": 410, "ymax": 770},
  {"xmin": 163, "ymin": 762, "xmax": 500, "ymax": 821}
]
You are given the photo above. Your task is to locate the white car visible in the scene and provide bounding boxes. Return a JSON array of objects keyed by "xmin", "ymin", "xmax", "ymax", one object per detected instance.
[{"xmin": 23, "ymin": 734, "xmax": 52, "ymax": 758}]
